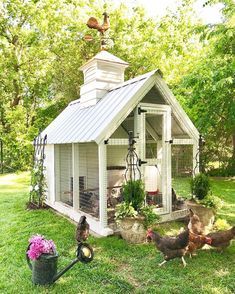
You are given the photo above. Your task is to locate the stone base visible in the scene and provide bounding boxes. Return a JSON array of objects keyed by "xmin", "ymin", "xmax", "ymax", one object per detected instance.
[{"xmin": 118, "ymin": 217, "xmax": 146, "ymax": 244}]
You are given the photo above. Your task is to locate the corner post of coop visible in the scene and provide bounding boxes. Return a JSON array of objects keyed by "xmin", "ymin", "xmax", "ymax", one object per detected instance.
[{"xmin": 98, "ymin": 142, "xmax": 108, "ymax": 228}]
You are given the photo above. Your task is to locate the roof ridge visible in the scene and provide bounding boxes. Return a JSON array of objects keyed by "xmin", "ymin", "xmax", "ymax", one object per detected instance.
[{"xmin": 110, "ymin": 69, "xmax": 160, "ymax": 92}]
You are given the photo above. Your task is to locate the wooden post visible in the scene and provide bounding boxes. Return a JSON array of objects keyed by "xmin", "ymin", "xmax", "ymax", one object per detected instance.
[
  {"xmin": 165, "ymin": 109, "xmax": 172, "ymax": 214},
  {"xmin": 99, "ymin": 143, "xmax": 107, "ymax": 228}
]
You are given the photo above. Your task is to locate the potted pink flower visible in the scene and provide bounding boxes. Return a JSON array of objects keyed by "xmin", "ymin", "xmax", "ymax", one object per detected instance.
[{"xmin": 26, "ymin": 234, "xmax": 58, "ymax": 285}]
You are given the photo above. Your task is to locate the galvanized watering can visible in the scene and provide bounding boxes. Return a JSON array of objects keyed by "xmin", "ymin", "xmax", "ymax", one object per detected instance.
[{"xmin": 26, "ymin": 243, "xmax": 94, "ymax": 285}]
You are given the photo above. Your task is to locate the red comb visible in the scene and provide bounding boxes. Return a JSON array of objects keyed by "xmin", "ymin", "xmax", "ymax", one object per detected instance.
[
  {"xmin": 205, "ymin": 237, "xmax": 212, "ymax": 245},
  {"xmin": 146, "ymin": 229, "xmax": 153, "ymax": 237}
]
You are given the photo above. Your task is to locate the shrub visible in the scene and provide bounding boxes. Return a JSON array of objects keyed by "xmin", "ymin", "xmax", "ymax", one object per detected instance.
[
  {"xmin": 115, "ymin": 202, "xmax": 138, "ymax": 220},
  {"xmin": 190, "ymin": 173, "xmax": 210, "ymax": 200},
  {"xmin": 213, "ymin": 218, "xmax": 230, "ymax": 231},
  {"xmin": 199, "ymin": 194, "xmax": 223, "ymax": 210},
  {"xmin": 122, "ymin": 180, "xmax": 145, "ymax": 211},
  {"xmin": 140, "ymin": 205, "xmax": 160, "ymax": 228}
]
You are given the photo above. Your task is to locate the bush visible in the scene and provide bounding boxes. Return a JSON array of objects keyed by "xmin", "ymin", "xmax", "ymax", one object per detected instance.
[
  {"xmin": 213, "ymin": 218, "xmax": 230, "ymax": 231},
  {"xmin": 190, "ymin": 173, "xmax": 210, "ymax": 200},
  {"xmin": 115, "ymin": 202, "xmax": 138, "ymax": 220},
  {"xmin": 140, "ymin": 205, "xmax": 160, "ymax": 228},
  {"xmin": 122, "ymin": 180, "xmax": 145, "ymax": 211},
  {"xmin": 199, "ymin": 194, "xmax": 223, "ymax": 210}
]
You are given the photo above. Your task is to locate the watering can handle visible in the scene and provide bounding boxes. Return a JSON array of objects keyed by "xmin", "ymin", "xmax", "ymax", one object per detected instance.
[{"xmin": 26, "ymin": 244, "xmax": 32, "ymax": 270}]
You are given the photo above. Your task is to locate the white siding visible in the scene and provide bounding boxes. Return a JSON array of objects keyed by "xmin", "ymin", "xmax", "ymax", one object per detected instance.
[{"xmin": 107, "ymin": 145, "xmax": 127, "ymax": 167}]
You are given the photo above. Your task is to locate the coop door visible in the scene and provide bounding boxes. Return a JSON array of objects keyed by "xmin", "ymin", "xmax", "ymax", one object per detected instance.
[{"xmin": 137, "ymin": 104, "xmax": 172, "ymax": 213}]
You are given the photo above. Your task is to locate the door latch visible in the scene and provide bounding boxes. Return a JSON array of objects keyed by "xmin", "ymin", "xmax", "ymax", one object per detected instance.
[{"xmin": 138, "ymin": 159, "xmax": 147, "ymax": 166}]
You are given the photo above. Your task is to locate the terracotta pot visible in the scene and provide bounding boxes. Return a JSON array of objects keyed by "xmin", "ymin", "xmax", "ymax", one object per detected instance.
[{"xmin": 118, "ymin": 216, "xmax": 146, "ymax": 244}]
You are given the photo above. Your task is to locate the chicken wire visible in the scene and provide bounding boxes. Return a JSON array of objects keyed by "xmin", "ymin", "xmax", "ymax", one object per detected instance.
[
  {"xmin": 57, "ymin": 144, "xmax": 73, "ymax": 206},
  {"xmin": 78, "ymin": 143, "xmax": 99, "ymax": 219},
  {"xmin": 172, "ymin": 145, "xmax": 193, "ymax": 178}
]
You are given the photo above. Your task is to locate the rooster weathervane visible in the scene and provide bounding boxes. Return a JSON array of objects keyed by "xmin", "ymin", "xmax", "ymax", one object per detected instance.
[{"xmin": 86, "ymin": 12, "xmax": 111, "ymax": 50}]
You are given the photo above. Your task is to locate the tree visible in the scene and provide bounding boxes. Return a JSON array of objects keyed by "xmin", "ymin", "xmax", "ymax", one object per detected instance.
[{"xmin": 176, "ymin": 0, "xmax": 235, "ymax": 175}]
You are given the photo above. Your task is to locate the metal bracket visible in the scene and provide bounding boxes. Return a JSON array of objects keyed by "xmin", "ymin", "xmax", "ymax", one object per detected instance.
[
  {"xmin": 138, "ymin": 107, "xmax": 147, "ymax": 115},
  {"xmin": 104, "ymin": 139, "xmax": 109, "ymax": 145},
  {"xmin": 138, "ymin": 159, "xmax": 147, "ymax": 166},
  {"xmin": 165, "ymin": 139, "xmax": 173, "ymax": 144}
]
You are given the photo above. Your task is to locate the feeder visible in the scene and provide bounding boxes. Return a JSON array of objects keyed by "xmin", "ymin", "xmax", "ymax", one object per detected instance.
[{"xmin": 26, "ymin": 242, "xmax": 94, "ymax": 285}]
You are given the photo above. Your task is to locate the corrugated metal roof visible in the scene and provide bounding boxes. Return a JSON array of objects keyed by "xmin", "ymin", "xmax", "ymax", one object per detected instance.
[{"xmin": 42, "ymin": 70, "xmax": 158, "ymax": 144}]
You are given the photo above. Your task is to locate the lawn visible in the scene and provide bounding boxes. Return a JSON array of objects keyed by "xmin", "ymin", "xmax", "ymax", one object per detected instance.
[{"xmin": 0, "ymin": 173, "xmax": 234, "ymax": 294}]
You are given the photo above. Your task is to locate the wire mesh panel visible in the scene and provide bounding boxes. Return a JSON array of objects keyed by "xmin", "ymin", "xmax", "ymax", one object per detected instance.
[
  {"xmin": 172, "ymin": 145, "xmax": 193, "ymax": 178},
  {"xmin": 172, "ymin": 144, "xmax": 193, "ymax": 204},
  {"xmin": 57, "ymin": 144, "xmax": 73, "ymax": 206},
  {"xmin": 78, "ymin": 143, "xmax": 99, "ymax": 219},
  {"xmin": 107, "ymin": 145, "xmax": 126, "ymax": 224}
]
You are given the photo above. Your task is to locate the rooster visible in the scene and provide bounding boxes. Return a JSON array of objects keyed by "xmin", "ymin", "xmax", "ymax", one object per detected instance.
[
  {"xmin": 206, "ymin": 226, "xmax": 235, "ymax": 251},
  {"xmin": 76, "ymin": 215, "xmax": 90, "ymax": 243},
  {"xmin": 146, "ymin": 228, "xmax": 189, "ymax": 267},
  {"xmin": 87, "ymin": 12, "xmax": 110, "ymax": 35}
]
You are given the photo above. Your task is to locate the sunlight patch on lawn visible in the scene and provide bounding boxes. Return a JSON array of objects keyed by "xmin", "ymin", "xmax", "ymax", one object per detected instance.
[{"xmin": 215, "ymin": 269, "xmax": 229, "ymax": 277}]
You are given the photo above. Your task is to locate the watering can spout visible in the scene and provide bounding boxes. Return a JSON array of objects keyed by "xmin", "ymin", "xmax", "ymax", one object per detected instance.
[
  {"xmin": 53, "ymin": 243, "xmax": 94, "ymax": 282},
  {"xmin": 52, "ymin": 258, "xmax": 79, "ymax": 282}
]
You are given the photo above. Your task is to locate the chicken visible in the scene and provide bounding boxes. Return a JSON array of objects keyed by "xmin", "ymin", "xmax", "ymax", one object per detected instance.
[
  {"xmin": 76, "ymin": 215, "xmax": 90, "ymax": 243},
  {"xmin": 206, "ymin": 226, "xmax": 235, "ymax": 251},
  {"xmin": 187, "ymin": 208, "xmax": 212, "ymax": 256},
  {"xmin": 87, "ymin": 12, "xmax": 110, "ymax": 35},
  {"xmin": 188, "ymin": 208, "xmax": 204, "ymax": 235},
  {"xmin": 187, "ymin": 232, "xmax": 212, "ymax": 256},
  {"xmin": 146, "ymin": 228, "xmax": 189, "ymax": 267}
]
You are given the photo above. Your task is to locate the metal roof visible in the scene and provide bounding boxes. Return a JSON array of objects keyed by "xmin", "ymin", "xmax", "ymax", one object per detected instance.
[{"xmin": 42, "ymin": 70, "xmax": 158, "ymax": 144}]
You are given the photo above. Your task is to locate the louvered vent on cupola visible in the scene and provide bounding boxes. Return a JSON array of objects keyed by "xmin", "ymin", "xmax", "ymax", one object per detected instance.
[{"xmin": 79, "ymin": 51, "xmax": 129, "ymax": 108}]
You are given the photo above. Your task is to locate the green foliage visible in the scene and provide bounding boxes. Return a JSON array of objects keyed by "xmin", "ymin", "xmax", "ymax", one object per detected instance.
[
  {"xmin": 122, "ymin": 180, "xmax": 145, "ymax": 211},
  {"xmin": 117, "ymin": 180, "xmax": 159, "ymax": 228},
  {"xmin": 115, "ymin": 202, "xmax": 138, "ymax": 220},
  {"xmin": 0, "ymin": 0, "xmax": 234, "ymax": 175},
  {"xmin": 29, "ymin": 159, "xmax": 47, "ymax": 207},
  {"xmin": 175, "ymin": 0, "xmax": 235, "ymax": 174},
  {"xmin": 199, "ymin": 194, "xmax": 223, "ymax": 210},
  {"xmin": 190, "ymin": 173, "xmax": 210, "ymax": 200},
  {"xmin": 213, "ymin": 218, "xmax": 231, "ymax": 231},
  {"xmin": 140, "ymin": 205, "xmax": 160, "ymax": 229}
]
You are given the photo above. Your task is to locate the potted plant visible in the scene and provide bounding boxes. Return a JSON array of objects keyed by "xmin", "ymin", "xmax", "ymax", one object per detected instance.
[
  {"xmin": 188, "ymin": 173, "xmax": 222, "ymax": 230},
  {"xmin": 115, "ymin": 180, "xmax": 159, "ymax": 244}
]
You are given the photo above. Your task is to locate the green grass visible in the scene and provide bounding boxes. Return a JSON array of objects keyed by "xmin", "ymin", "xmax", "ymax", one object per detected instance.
[{"xmin": 0, "ymin": 173, "xmax": 235, "ymax": 294}]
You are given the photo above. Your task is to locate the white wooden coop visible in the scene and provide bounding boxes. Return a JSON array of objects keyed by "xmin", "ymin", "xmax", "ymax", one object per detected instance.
[{"xmin": 42, "ymin": 51, "xmax": 199, "ymax": 236}]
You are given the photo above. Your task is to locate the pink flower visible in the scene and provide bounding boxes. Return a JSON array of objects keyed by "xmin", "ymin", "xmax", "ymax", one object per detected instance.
[{"xmin": 27, "ymin": 234, "xmax": 56, "ymax": 260}]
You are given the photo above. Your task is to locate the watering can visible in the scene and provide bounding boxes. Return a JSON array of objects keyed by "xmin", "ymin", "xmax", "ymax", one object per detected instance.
[{"xmin": 26, "ymin": 242, "xmax": 94, "ymax": 285}]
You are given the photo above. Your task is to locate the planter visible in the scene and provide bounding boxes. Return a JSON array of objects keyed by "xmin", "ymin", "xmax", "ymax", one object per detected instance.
[
  {"xmin": 118, "ymin": 216, "xmax": 146, "ymax": 244},
  {"xmin": 27, "ymin": 252, "xmax": 59, "ymax": 285}
]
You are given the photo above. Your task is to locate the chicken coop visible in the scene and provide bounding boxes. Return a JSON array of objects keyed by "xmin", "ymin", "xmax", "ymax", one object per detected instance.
[{"xmin": 42, "ymin": 51, "xmax": 199, "ymax": 236}]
